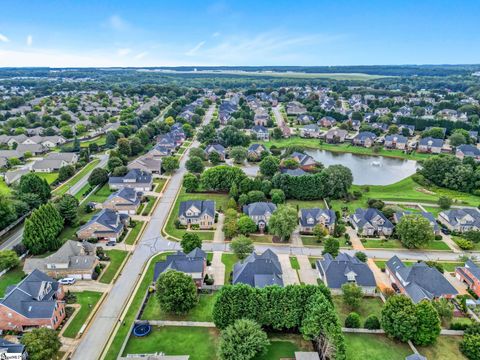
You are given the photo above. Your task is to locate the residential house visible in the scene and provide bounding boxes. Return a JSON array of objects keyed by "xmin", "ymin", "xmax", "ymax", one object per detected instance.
[
  {"xmin": 300, "ymin": 124, "xmax": 320, "ymax": 138},
  {"xmin": 0, "ymin": 269, "xmax": 66, "ymax": 331},
  {"xmin": 153, "ymin": 249, "xmax": 207, "ymax": 288},
  {"xmin": 128, "ymin": 155, "xmax": 162, "ymax": 174},
  {"xmin": 286, "ymin": 101, "xmax": 307, "ymax": 115},
  {"xmin": 23, "ymin": 240, "xmax": 98, "ymax": 280},
  {"xmin": 0, "ymin": 150, "xmax": 23, "ymax": 160},
  {"xmin": 318, "ymin": 116, "xmax": 336, "ymax": 128},
  {"xmin": 243, "ymin": 202, "xmax": 277, "ymax": 232},
  {"xmin": 178, "ymin": 200, "xmax": 215, "ymax": 229},
  {"xmin": 325, "ymin": 129, "xmax": 348, "ymax": 143},
  {"xmin": 299, "ymin": 208, "xmax": 336, "ymax": 234},
  {"xmin": 438, "ymin": 208, "xmax": 480, "ymax": 233},
  {"xmin": 351, "ymin": 119, "xmax": 361, "ymax": 130},
  {"xmin": 456, "ymin": 260, "xmax": 480, "ymax": 298},
  {"xmin": 251, "ymin": 125, "xmax": 270, "ymax": 141},
  {"xmin": 316, "ymin": 253, "xmax": 376, "ymax": 295},
  {"xmin": 386, "ymin": 256, "xmax": 457, "ymax": 303},
  {"xmin": 32, "ymin": 159, "xmax": 67, "ymax": 172},
  {"xmin": 109, "ymin": 169, "xmax": 153, "ymax": 192},
  {"xmin": 417, "ymin": 137, "xmax": 444, "ymax": 153},
  {"xmin": 384, "ymin": 134, "xmax": 408, "ymax": 150},
  {"xmin": 16, "ymin": 143, "xmax": 47, "ymax": 156},
  {"xmin": 76, "ymin": 209, "xmax": 129, "ymax": 242},
  {"xmin": 0, "ymin": 157, "xmax": 6, "ymax": 169},
  {"xmin": 296, "ymin": 114, "xmax": 314, "ymax": 124},
  {"xmin": 0, "ymin": 338, "xmax": 27, "ymax": 359},
  {"xmin": 398, "ymin": 124, "xmax": 415, "ymax": 136},
  {"xmin": 253, "ymin": 108, "xmax": 269, "ymax": 126},
  {"xmin": 149, "ymin": 144, "xmax": 173, "ymax": 158},
  {"xmin": 456, "ymin": 144, "xmax": 480, "ymax": 161},
  {"xmin": 286, "ymin": 152, "xmax": 317, "ymax": 171},
  {"xmin": 247, "ymin": 144, "xmax": 267, "ymax": 160},
  {"xmin": 353, "ymin": 132, "xmax": 376, "ymax": 148},
  {"xmin": 0, "ymin": 135, "xmax": 28, "ymax": 147},
  {"xmin": 103, "ymin": 188, "xmax": 141, "ymax": 215},
  {"xmin": 350, "ymin": 208, "xmax": 394, "ymax": 236},
  {"xmin": 205, "ymin": 144, "xmax": 226, "ymax": 161},
  {"xmin": 44, "ymin": 152, "xmax": 78, "ymax": 165},
  {"xmin": 393, "ymin": 211, "xmax": 440, "ymax": 235},
  {"xmin": 232, "ymin": 249, "xmax": 283, "ymax": 288},
  {"xmin": 4, "ymin": 169, "xmax": 29, "ymax": 185}
]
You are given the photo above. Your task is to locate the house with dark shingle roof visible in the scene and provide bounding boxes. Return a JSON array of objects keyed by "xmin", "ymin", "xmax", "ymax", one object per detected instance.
[
  {"xmin": 251, "ymin": 125, "xmax": 270, "ymax": 141},
  {"xmin": 350, "ymin": 208, "xmax": 394, "ymax": 236},
  {"xmin": 418, "ymin": 137, "xmax": 444, "ymax": 153},
  {"xmin": 153, "ymin": 248, "xmax": 207, "ymax": 288},
  {"xmin": 299, "ymin": 208, "xmax": 336, "ymax": 234},
  {"xmin": 456, "ymin": 260, "xmax": 480, "ymax": 298},
  {"xmin": 393, "ymin": 211, "xmax": 440, "ymax": 235},
  {"xmin": 0, "ymin": 269, "xmax": 66, "ymax": 331},
  {"xmin": 243, "ymin": 202, "xmax": 277, "ymax": 232},
  {"xmin": 384, "ymin": 134, "xmax": 408, "ymax": 150},
  {"xmin": 247, "ymin": 144, "xmax": 268, "ymax": 160},
  {"xmin": 0, "ymin": 338, "xmax": 27, "ymax": 358},
  {"xmin": 285, "ymin": 152, "xmax": 317, "ymax": 171},
  {"xmin": 178, "ymin": 200, "xmax": 215, "ymax": 229},
  {"xmin": 205, "ymin": 144, "xmax": 226, "ymax": 161},
  {"xmin": 232, "ymin": 249, "xmax": 283, "ymax": 288},
  {"xmin": 316, "ymin": 253, "xmax": 376, "ymax": 295},
  {"xmin": 456, "ymin": 144, "xmax": 480, "ymax": 161},
  {"xmin": 353, "ymin": 131, "xmax": 377, "ymax": 148},
  {"xmin": 77, "ymin": 209, "xmax": 129, "ymax": 242},
  {"xmin": 103, "ymin": 187, "xmax": 141, "ymax": 215},
  {"xmin": 109, "ymin": 169, "xmax": 153, "ymax": 192},
  {"xmin": 386, "ymin": 256, "xmax": 457, "ymax": 303},
  {"xmin": 128, "ymin": 155, "xmax": 162, "ymax": 174},
  {"xmin": 438, "ymin": 208, "xmax": 480, "ymax": 233},
  {"xmin": 296, "ymin": 114, "xmax": 314, "ymax": 124},
  {"xmin": 325, "ymin": 129, "xmax": 348, "ymax": 143}
]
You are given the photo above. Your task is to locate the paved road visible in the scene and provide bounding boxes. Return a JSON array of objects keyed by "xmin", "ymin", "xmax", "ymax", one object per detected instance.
[
  {"xmin": 272, "ymin": 105, "xmax": 286, "ymax": 128},
  {"xmin": 71, "ymin": 105, "xmax": 215, "ymax": 360}
]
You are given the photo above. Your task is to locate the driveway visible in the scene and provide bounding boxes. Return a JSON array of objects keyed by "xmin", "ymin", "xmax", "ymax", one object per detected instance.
[
  {"xmin": 210, "ymin": 251, "xmax": 225, "ymax": 286},
  {"xmin": 278, "ymin": 254, "xmax": 299, "ymax": 285},
  {"xmin": 297, "ymin": 255, "xmax": 318, "ymax": 284},
  {"xmin": 213, "ymin": 214, "xmax": 225, "ymax": 243}
]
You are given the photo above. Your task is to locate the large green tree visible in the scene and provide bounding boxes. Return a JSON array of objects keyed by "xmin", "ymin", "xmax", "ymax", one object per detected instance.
[
  {"xmin": 88, "ymin": 168, "xmax": 108, "ymax": 186},
  {"xmin": 201, "ymin": 165, "xmax": 246, "ymax": 192},
  {"xmin": 180, "ymin": 233, "xmax": 202, "ymax": 254},
  {"xmin": 56, "ymin": 194, "xmax": 79, "ymax": 225},
  {"xmin": 413, "ymin": 300, "xmax": 441, "ymax": 346},
  {"xmin": 18, "ymin": 173, "xmax": 51, "ymax": 204},
  {"xmin": 229, "ymin": 146, "xmax": 248, "ymax": 164},
  {"xmin": 396, "ymin": 214, "xmax": 434, "ymax": 249},
  {"xmin": 267, "ymin": 205, "xmax": 297, "ymax": 241},
  {"xmin": 381, "ymin": 295, "xmax": 417, "ymax": 342},
  {"xmin": 186, "ymin": 156, "xmax": 204, "ymax": 173},
  {"xmin": 322, "ymin": 237, "xmax": 340, "ymax": 257},
  {"xmin": 0, "ymin": 250, "xmax": 20, "ymax": 271},
  {"xmin": 237, "ymin": 216, "xmax": 257, "ymax": 236},
  {"xmin": 230, "ymin": 235, "xmax": 254, "ymax": 260},
  {"xmin": 342, "ymin": 283, "xmax": 363, "ymax": 310},
  {"xmin": 21, "ymin": 328, "xmax": 61, "ymax": 360},
  {"xmin": 259, "ymin": 156, "xmax": 280, "ymax": 178},
  {"xmin": 156, "ymin": 270, "xmax": 198, "ymax": 314},
  {"xmin": 162, "ymin": 156, "xmax": 180, "ymax": 174}
]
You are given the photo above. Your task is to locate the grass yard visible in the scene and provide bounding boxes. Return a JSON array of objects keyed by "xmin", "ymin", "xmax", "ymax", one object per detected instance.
[
  {"xmin": 74, "ymin": 183, "xmax": 92, "ymax": 201},
  {"xmin": 286, "ymin": 199, "xmax": 326, "ymax": 209},
  {"xmin": 36, "ymin": 172, "xmax": 58, "ymax": 184},
  {"xmin": 0, "ymin": 177, "xmax": 10, "ymax": 195},
  {"xmin": 250, "ymin": 234, "xmax": 274, "ymax": 243},
  {"xmin": 221, "ymin": 253, "xmax": 239, "ymax": 283},
  {"xmin": 122, "ymin": 326, "xmax": 219, "ymax": 360},
  {"xmin": 125, "ymin": 221, "xmax": 144, "ymax": 245},
  {"xmin": 362, "ymin": 238, "xmax": 450, "ymax": 251},
  {"xmin": 153, "ymin": 178, "xmax": 167, "ymax": 193},
  {"xmin": 177, "ymin": 147, "xmax": 187, "ymax": 155},
  {"xmin": 289, "ymin": 256, "xmax": 300, "ymax": 270},
  {"xmin": 453, "ymin": 235, "xmax": 480, "ymax": 251},
  {"xmin": 344, "ymin": 333, "xmax": 412, "ymax": 360},
  {"xmin": 54, "ymin": 159, "xmax": 101, "ymax": 196},
  {"xmin": 141, "ymin": 292, "xmax": 218, "ymax": 322},
  {"xmin": 142, "ymin": 196, "xmax": 156, "ymax": 216},
  {"xmin": 85, "ymin": 183, "xmax": 113, "ymax": 203},
  {"xmin": 374, "ymin": 260, "xmax": 463, "ymax": 273},
  {"xmin": 256, "ymin": 333, "xmax": 313, "ymax": 360},
  {"xmin": 0, "ymin": 267, "xmax": 25, "ymax": 297},
  {"xmin": 417, "ymin": 336, "xmax": 466, "ymax": 360},
  {"xmin": 332, "ymin": 296, "xmax": 384, "ymax": 326},
  {"xmin": 164, "ymin": 187, "xmax": 229, "ymax": 241},
  {"xmin": 81, "ymin": 135, "xmax": 106, "ymax": 148},
  {"xmin": 63, "ymin": 291, "xmax": 103, "ymax": 338},
  {"xmin": 99, "ymin": 250, "xmax": 128, "ymax": 284}
]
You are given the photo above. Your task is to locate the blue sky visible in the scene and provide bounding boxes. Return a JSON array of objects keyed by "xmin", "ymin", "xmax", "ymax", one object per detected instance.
[{"xmin": 0, "ymin": 0, "xmax": 479, "ymax": 67}]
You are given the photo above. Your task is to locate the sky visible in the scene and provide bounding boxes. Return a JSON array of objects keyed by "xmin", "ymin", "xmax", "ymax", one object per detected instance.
[{"xmin": 0, "ymin": 0, "xmax": 479, "ymax": 67}]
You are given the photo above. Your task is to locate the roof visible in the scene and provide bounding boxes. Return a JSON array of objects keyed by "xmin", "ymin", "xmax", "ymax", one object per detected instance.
[
  {"xmin": 78, "ymin": 209, "xmax": 126, "ymax": 235},
  {"xmin": 179, "ymin": 200, "xmax": 215, "ymax": 219},
  {"xmin": 351, "ymin": 208, "xmax": 394, "ymax": 230},
  {"xmin": 128, "ymin": 156, "xmax": 162, "ymax": 172},
  {"xmin": 16, "ymin": 143, "xmax": 46, "ymax": 153},
  {"xmin": 317, "ymin": 253, "xmax": 376, "ymax": 289},
  {"xmin": 394, "ymin": 211, "xmax": 439, "ymax": 231},
  {"xmin": 153, "ymin": 249, "xmax": 206, "ymax": 281},
  {"xmin": 243, "ymin": 202, "xmax": 277, "ymax": 217},
  {"xmin": 0, "ymin": 338, "xmax": 26, "ymax": 354},
  {"xmin": 419, "ymin": 137, "xmax": 444, "ymax": 147},
  {"xmin": 457, "ymin": 144, "xmax": 480, "ymax": 157},
  {"xmin": 289, "ymin": 152, "xmax": 316, "ymax": 166},
  {"xmin": 109, "ymin": 169, "xmax": 153, "ymax": 185},
  {"xmin": 248, "ymin": 143, "xmax": 267, "ymax": 152},
  {"xmin": 355, "ymin": 131, "xmax": 376, "ymax": 141},
  {"xmin": 232, "ymin": 249, "xmax": 283, "ymax": 288},
  {"xmin": 440, "ymin": 208, "xmax": 480, "ymax": 228},
  {"xmin": 385, "ymin": 134, "xmax": 408, "ymax": 143},
  {"xmin": 251, "ymin": 125, "xmax": 268, "ymax": 133},
  {"xmin": 299, "ymin": 208, "xmax": 336, "ymax": 227},
  {"xmin": 32, "ymin": 159, "xmax": 65, "ymax": 170},
  {"xmin": 205, "ymin": 144, "xmax": 226, "ymax": 154},
  {"xmin": 106, "ymin": 187, "xmax": 140, "ymax": 206},
  {"xmin": 386, "ymin": 256, "xmax": 458, "ymax": 303},
  {"xmin": 45, "ymin": 152, "xmax": 77, "ymax": 162},
  {"xmin": 295, "ymin": 352, "xmax": 321, "ymax": 360},
  {"xmin": 405, "ymin": 355, "xmax": 426, "ymax": 360}
]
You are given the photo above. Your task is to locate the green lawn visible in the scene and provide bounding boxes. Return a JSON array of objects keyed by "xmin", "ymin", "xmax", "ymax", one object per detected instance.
[
  {"xmin": 332, "ymin": 296, "xmax": 384, "ymax": 326},
  {"xmin": 54, "ymin": 159, "xmax": 101, "ymax": 196},
  {"xmin": 74, "ymin": 183, "xmax": 92, "ymax": 201},
  {"xmin": 122, "ymin": 326, "xmax": 219, "ymax": 360},
  {"xmin": 375, "ymin": 260, "xmax": 463, "ymax": 273},
  {"xmin": 250, "ymin": 234, "xmax": 274, "ymax": 243},
  {"xmin": 177, "ymin": 147, "xmax": 187, "ymax": 155},
  {"xmin": 85, "ymin": 183, "xmax": 113, "ymax": 203},
  {"xmin": 344, "ymin": 333, "xmax": 412, "ymax": 360},
  {"xmin": 0, "ymin": 177, "xmax": 10, "ymax": 195},
  {"xmin": 142, "ymin": 196, "xmax": 156, "ymax": 216},
  {"xmin": 417, "ymin": 336, "xmax": 466, "ymax": 360},
  {"xmin": 301, "ymin": 236, "xmax": 349, "ymax": 248},
  {"xmin": 81, "ymin": 135, "xmax": 106, "ymax": 148},
  {"xmin": 256, "ymin": 333, "xmax": 313, "ymax": 360},
  {"xmin": 36, "ymin": 172, "xmax": 58, "ymax": 184},
  {"xmin": 453, "ymin": 235, "xmax": 480, "ymax": 251},
  {"xmin": 221, "ymin": 253, "xmax": 239, "ymax": 283},
  {"xmin": 153, "ymin": 178, "xmax": 167, "ymax": 193},
  {"xmin": 99, "ymin": 250, "xmax": 128, "ymax": 284},
  {"xmin": 164, "ymin": 187, "xmax": 229, "ymax": 241},
  {"xmin": 141, "ymin": 292, "xmax": 218, "ymax": 322},
  {"xmin": 362, "ymin": 238, "xmax": 450, "ymax": 251},
  {"xmin": 286, "ymin": 199, "xmax": 326, "ymax": 209},
  {"xmin": 125, "ymin": 221, "xmax": 144, "ymax": 245},
  {"xmin": 289, "ymin": 256, "xmax": 300, "ymax": 270},
  {"xmin": 0, "ymin": 267, "xmax": 25, "ymax": 297},
  {"xmin": 63, "ymin": 291, "xmax": 103, "ymax": 338}
]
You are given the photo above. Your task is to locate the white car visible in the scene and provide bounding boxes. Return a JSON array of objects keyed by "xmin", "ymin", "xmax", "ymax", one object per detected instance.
[{"xmin": 58, "ymin": 277, "xmax": 76, "ymax": 285}]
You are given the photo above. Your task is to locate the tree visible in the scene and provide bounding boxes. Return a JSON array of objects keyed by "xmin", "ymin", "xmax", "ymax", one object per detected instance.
[
  {"xmin": 229, "ymin": 146, "xmax": 248, "ymax": 164},
  {"xmin": 364, "ymin": 315, "xmax": 381, "ymax": 330},
  {"xmin": 413, "ymin": 300, "xmax": 441, "ymax": 346},
  {"xmin": 129, "ymin": 137, "xmax": 144, "ymax": 155},
  {"xmin": 117, "ymin": 137, "xmax": 131, "ymax": 156},
  {"xmin": 354, "ymin": 251, "xmax": 367, "ymax": 262},
  {"xmin": 223, "ymin": 219, "xmax": 239, "ymax": 239},
  {"xmin": 56, "ymin": 194, "xmax": 79, "ymax": 225},
  {"xmin": 313, "ymin": 224, "xmax": 328, "ymax": 243},
  {"xmin": 230, "ymin": 235, "xmax": 254, "ymax": 260},
  {"xmin": 58, "ymin": 165, "xmax": 75, "ymax": 182},
  {"xmin": 247, "ymin": 190, "xmax": 266, "ymax": 203},
  {"xmin": 259, "ymin": 156, "xmax": 280, "ymax": 178},
  {"xmin": 396, "ymin": 214, "xmax": 434, "ymax": 249},
  {"xmin": 183, "ymin": 173, "xmax": 199, "ymax": 193},
  {"xmin": 282, "ymin": 158, "xmax": 299, "ymax": 169},
  {"xmin": 21, "ymin": 328, "xmax": 61, "ymax": 360},
  {"xmin": 112, "ymin": 165, "xmax": 128, "ymax": 176},
  {"xmin": 162, "ymin": 156, "xmax": 180, "ymax": 174},
  {"xmin": 200, "ymin": 166, "xmax": 246, "ymax": 192},
  {"xmin": 438, "ymin": 196, "xmax": 453, "ymax": 210},
  {"xmin": 0, "ymin": 250, "xmax": 20, "ymax": 271},
  {"xmin": 323, "ymin": 165, "xmax": 354, "ymax": 199},
  {"xmin": 322, "ymin": 237, "xmax": 339, "ymax": 257},
  {"xmin": 461, "ymin": 325, "xmax": 480, "ymax": 360},
  {"xmin": 181, "ymin": 233, "xmax": 202, "ymax": 254},
  {"xmin": 237, "ymin": 216, "xmax": 257, "ymax": 236},
  {"xmin": 217, "ymin": 319, "xmax": 270, "ymax": 360},
  {"xmin": 342, "ymin": 283, "xmax": 363, "ymax": 310},
  {"xmin": 18, "ymin": 173, "xmax": 51, "ymax": 204},
  {"xmin": 186, "ymin": 156, "xmax": 204, "ymax": 173},
  {"xmin": 272, "ymin": 127, "xmax": 283, "ymax": 139},
  {"xmin": 268, "ymin": 205, "xmax": 297, "ymax": 241},
  {"xmin": 156, "ymin": 270, "xmax": 198, "ymax": 314},
  {"xmin": 345, "ymin": 312, "xmax": 361, "ymax": 328},
  {"xmin": 189, "ymin": 147, "xmax": 205, "ymax": 160},
  {"xmin": 269, "ymin": 189, "xmax": 285, "ymax": 204},
  {"xmin": 107, "ymin": 156, "xmax": 123, "ymax": 171},
  {"xmin": 88, "ymin": 168, "xmax": 108, "ymax": 186},
  {"xmin": 0, "ymin": 196, "xmax": 17, "ymax": 231},
  {"xmin": 432, "ymin": 298, "xmax": 453, "ymax": 323},
  {"xmin": 381, "ymin": 295, "xmax": 417, "ymax": 342},
  {"xmin": 449, "ymin": 132, "xmax": 467, "ymax": 147},
  {"xmin": 209, "ymin": 151, "xmax": 221, "ymax": 165}
]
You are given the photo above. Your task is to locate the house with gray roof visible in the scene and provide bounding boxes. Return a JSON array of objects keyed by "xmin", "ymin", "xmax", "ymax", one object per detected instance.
[
  {"xmin": 386, "ymin": 256, "xmax": 457, "ymax": 303},
  {"xmin": 299, "ymin": 208, "xmax": 336, "ymax": 234},
  {"xmin": 384, "ymin": 134, "xmax": 408, "ymax": 150},
  {"xmin": 316, "ymin": 253, "xmax": 376, "ymax": 295},
  {"xmin": 0, "ymin": 150, "xmax": 24, "ymax": 160},
  {"xmin": 296, "ymin": 114, "xmax": 314, "ymax": 124},
  {"xmin": 251, "ymin": 125, "xmax": 270, "ymax": 141},
  {"xmin": 350, "ymin": 208, "xmax": 394, "ymax": 236},
  {"xmin": 325, "ymin": 129, "xmax": 348, "ymax": 143},
  {"xmin": 23, "ymin": 240, "xmax": 98, "ymax": 280},
  {"xmin": 300, "ymin": 124, "xmax": 320, "ymax": 138},
  {"xmin": 0, "ymin": 269, "xmax": 66, "ymax": 331},
  {"xmin": 393, "ymin": 211, "xmax": 440, "ymax": 235},
  {"xmin": 456, "ymin": 144, "xmax": 480, "ymax": 161},
  {"xmin": 32, "ymin": 159, "xmax": 68, "ymax": 172},
  {"xmin": 77, "ymin": 209, "xmax": 129, "ymax": 242},
  {"xmin": 128, "ymin": 155, "xmax": 162, "ymax": 174},
  {"xmin": 438, "ymin": 208, "xmax": 480, "ymax": 233},
  {"xmin": 45, "ymin": 152, "xmax": 78, "ymax": 164},
  {"xmin": 243, "ymin": 202, "xmax": 277, "ymax": 231},
  {"xmin": 286, "ymin": 152, "xmax": 317, "ymax": 171},
  {"xmin": 205, "ymin": 144, "xmax": 226, "ymax": 161},
  {"xmin": 153, "ymin": 248, "xmax": 207, "ymax": 288},
  {"xmin": 286, "ymin": 101, "xmax": 307, "ymax": 115},
  {"xmin": 456, "ymin": 260, "xmax": 480, "ymax": 298},
  {"xmin": 103, "ymin": 188, "xmax": 141, "ymax": 215},
  {"xmin": 418, "ymin": 137, "xmax": 444, "ymax": 153},
  {"xmin": 0, "ymin": 338, "xmax": 27, "ymax": 359},
  {"xmin": 318, "ymin": 116, "xmax": 336, "ymax": 128},
  {"xmin": 149, "ymin": 144, "xmax": 174, "ymax": 158},
  {"xmin": 353, "ymin": 131, "xmax": 377, "ymax": 148},
  {"xmin": 109, "ymin": 169, "xmax": 153, "ymax": 192},
  {"xmin": 4, "ymin": 168, "xmax": 29, "ymax": 185},
  {"xmin": 232, "ymin": 249, "xmax": 283, "ymax": 288},
  {"xmin": 178, "ymin": 200, "xmax": 215, "ymax": 229},
  {"xmin": 247, "ymin": 144, "xmax": 267, "ymax": 160},
  {"xmin": 16, "ymin": 143, "xmax": 47, "ymax": 155}
]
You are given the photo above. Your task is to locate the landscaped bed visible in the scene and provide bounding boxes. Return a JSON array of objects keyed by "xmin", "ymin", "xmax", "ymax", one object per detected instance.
[
  {"xmin": 141, "ymin": 196, "xmax": 156, "ymax": 216},
  {"xmin": 63, "ymin": 291, "xmax": 103, "ymax": 338},
  {"xmin": 99, "ymin": 250, "xmax": 129, "ymax": 284},
  {"xmin": 153, "ymin": 178, "xmax": 167, "ymax": 193}
]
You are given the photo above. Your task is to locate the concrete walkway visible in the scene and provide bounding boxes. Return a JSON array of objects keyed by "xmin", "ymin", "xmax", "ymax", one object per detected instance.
[
  {"xmin": 213, "ymin": 214, "xmax": 225, "ymax": 243},
  {"xmin": 297, "ymin": 255, "xmax": 318, "ymax": 284},
  {"xmin": 290, "ymin": 226, "xmax": 302, "ymax": 247},
  {"xmin": 278, "ymin": 254, "xmax": 300, "ymax": 285},
  {"xmin": 210, "ymin": 251, "xmax": 225, "ymax": 286},
  {"xmin": 441, "ymin": 233, "xmax": 461, "ymax": 253},
  {"xmin": 68, "ymin": 282, "xmax": 110, "ymax": 293},
  {"xmin": 444, "ymin": 271, "xmax": 469, "ymax": 295}
]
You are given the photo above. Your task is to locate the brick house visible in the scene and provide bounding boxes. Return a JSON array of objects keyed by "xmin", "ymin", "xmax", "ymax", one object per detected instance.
[
  {"xmin": 299, "ymin": 208, "xmax": 336, "ymax": 234},
  {"xmin": 109, "ymin": 169, "xmax": 153, "ymax": 192},
  {"xmin": 178, "ymin": 200, "xmax": 215, "ymax": 229},
  {"xmin": 77, "ymin": 209, "xmax": 129, "ymax": 242},
  {"xmin": 456, "ymin": 260, "xmax": 480, "ymax": 297},
  {"xmin": 102, "ymin": 187, "xmax": 141, "ymax": 215}
]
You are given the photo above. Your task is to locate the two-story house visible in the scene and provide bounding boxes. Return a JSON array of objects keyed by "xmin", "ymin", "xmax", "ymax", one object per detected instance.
[
  {"xmin": 384, "ymin": 134, "xmax": 408, "ymax": 150},
  {"xmin": 456, "ymin": 260, "xmax": 480, "ymax": 298},
  {"xmin": 109, "ymin": 169, "xmax": 153, "ymax": 192},
  {"xmin": 205, "ymin": 144, "xmax": 226, "ymax": 161},
  {"xmin": 299, "ymin": 208, "xmax": 336, "ymax": 234},
  {"xmin": 417, "ymin": 137, "xmax": 444, "ymax": 154},
  {"xmin": 350, "ymin": 208, "xmax": 394, "ymax": 236},
  {"xmin": 102, "ymin": 187, "xmax": 141, "ymax": 215},
  {"xmin": 247, "ymin": 144, "xmax": 268, "ymax": 161},
  {"xmin": 232, "ymin": 249, "xmax": 283, "ymax": 287},
  {"xmin": 76, "ymin": 209, "xmax": 129, "ymax": 242},
  {"xmin": 178, "ymin": 200, "xmax": 216, "ymax": 229},
  {"xmin": 438, "ymin": 208, "xmax": 480, "ymax": 233},
  {"xmin": 243, "ymin": 202, "xmax": 277, "ymax": 232},
  {"xmin": 353, "ymin": 132, "xmax": 377, "ymax": 148}
]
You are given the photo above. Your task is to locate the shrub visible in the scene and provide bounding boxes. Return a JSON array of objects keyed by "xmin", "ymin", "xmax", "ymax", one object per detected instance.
[
  {"xmin": 364, "ymin": 315, "xmax": 381, "ymax": 330},
  {"xmin": 345, "ymin": 312, "xmax": 361, "ymax": 328},
  {"xmin": 456, "ymin": 238, "xmax": 474, "ymax": 250},
  {"xmin": 450, "ymin": 321, "xmax": 471, "ymax": 331}
]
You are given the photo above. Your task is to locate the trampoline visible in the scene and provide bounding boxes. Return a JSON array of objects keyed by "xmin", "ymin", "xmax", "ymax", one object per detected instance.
[{"xmin": 133, "ymin": 323, "xmax": 152, "ymax": 337}]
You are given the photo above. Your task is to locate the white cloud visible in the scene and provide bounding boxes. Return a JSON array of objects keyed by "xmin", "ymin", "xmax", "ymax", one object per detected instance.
[
  {"xmin": 26, "ymin": 35, "xmax": 33, "ymax": 46},
  {"xmin": 135, "ymin": 51, "xmax": 149, "ymax": 60},
  {"xmin": 117, "ymin": 48, "xmax": 132, "ymax": 56},
  {"xmin": 0, "ymin": 33, "xmax": 9, "ymax": 42},
  {"xmin": 185, "ymin": 41, "xmax": 205, "ymax": 56},
  {"xmin": 212, "ymin": 32, "xmax": 221, "ymax": 38},
  {"xmin": 107, "ymin": 15, "xmax": 130, "ymax": 31}
]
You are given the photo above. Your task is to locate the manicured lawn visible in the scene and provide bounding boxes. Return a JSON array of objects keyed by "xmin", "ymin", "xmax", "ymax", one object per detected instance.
[
  {"xmin": 0, "ymin": 177, "xmax": 10, "ymax": 195},
  {"xmin": 54, "ymin": 159, "xmax": 101, "ymax": 196},
  {"xmin": 301, "ymin": 236, "xmax": 349, "ymax": 248},
  {"xmin": 453, "ymin": 235, "xmax": 480, "ymax": 251},
  {"xmin": 36, "ymin": 172, "xmax": 58, "ymax": 184},
  {"xmin": 0, "ymin": 267, "xmax": 25, "ymax": 297},
  {"xmin": 153, "ymin": 178, "xmax": 167, "ymax": 193},
  {"xmin": 122, "ymin": 326, "xmax": 219, "ymax": 360},
  {"xmin": 63, "ymin": 291, "xmax": 103, "ymax": 338},
  {"xmin": 250, "ymin": 234, "xmax": 274, "ymax": 243},
  {"xmin": 164, "ymin": 187, "xmax": 229, "ymax": 241},
  {"xmin": 290, "ymin": 256, "xmax": 300, "ymax": 270},
  {"xmin": 141, "ymin": 292, "xmax": 218, "ymax": 322},
  {"xmin": 222, "ymin": 253, "xmax": 239, "ymax": 283},
  {"xmin": 177, "ymin": 147, "xmax": 187, "ymax": 155},
  {"xmin": 142, "ymin": 196, "xmax": 156, "ymax": 216},
  {"xmin": 256, "ymin": 333, "xmax": 313, "ymax": 360},
  {"xmin": 81, "ymin": 135, "xmax": 106, "ymax": 148},
  {"xmin": 286, "ymin": 199, "xmax": 326, "ymax": 209},
  {"xmin": 362, "ymin": 238, "xmax": 450, "ymax": 251},
  {"xmin": 85, "ymin": 183, "xmax": 113, "ymax": 203},
  {"xmin": 332, "ymin": 296, "xmax": 384, "ymax": 326},
  {"xmin": 417, "ymin": 336, "xmax": 466, "ymax": 360},
  {"xmin": 74, "ymin": 183, "xmax": 92, "ymax": 201},
  {"xmin": 99, "ymin": 250, "xmax": 128, "ymax": 284},
  {"xmin": 344, "ymin": 333, "xmax": 412, "ymax": 360},
  {"xmin": 125, "ymin": 221, "xmax": 144, "ymax": 245}
]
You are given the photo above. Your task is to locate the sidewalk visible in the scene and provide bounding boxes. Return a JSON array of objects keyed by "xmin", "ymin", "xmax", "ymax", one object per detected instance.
[{"xmin": 297, "ymin": 255, "xmax": 318, "ymax": 284}]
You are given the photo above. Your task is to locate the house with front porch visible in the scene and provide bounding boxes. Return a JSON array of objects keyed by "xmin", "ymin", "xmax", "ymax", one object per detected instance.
[
  {"xmin": 178, "ymin": 200, "xmax": 215, "ymax": 229},
  {"xmin": 384, "ymin": 134, "xmax": 408, "ymax": 150},
  {"xmin": 438, "ymin": 208, "xmax": 480, "ymax": 233},
  {"xmin": 109, "ymin": 169, "xmax": 153, "ymax": 192},
  {"xmin": 243, "ymin": 202, "xmax": 277, "ymax": 232},
  {"xmin": 353, "ymin": 132, "xmax": 377, "ymax": 147}
]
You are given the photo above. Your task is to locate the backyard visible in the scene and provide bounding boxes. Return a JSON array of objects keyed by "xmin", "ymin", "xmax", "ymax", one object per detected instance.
[
  {"xmin": 332, "ymin": 296, "xmax": 384, "ymax": 326},
  {"xmin": 99, "ymin": 250, "xmax": 129, "ymax": 284},
  {"xmin": 63, "ymin": 291, "xmax": 103, "ymax": 338},
  {"xmin": 0, "ymin": 266, "xmax": 25, "ymax": 297},
  {"xmin": 344, "ymin": 333, "xmax": 412, "ymax": 360},
  {"xmin": 36, "ymin": 172, "xmax": 58, "ymax": 184}
]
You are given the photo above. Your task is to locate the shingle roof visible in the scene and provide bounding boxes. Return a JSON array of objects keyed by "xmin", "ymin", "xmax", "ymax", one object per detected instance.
[
  {"xmin": 109, "ymin": 169, "xmax": 152, "ymax": 185},
  {"xmin": 179, "ymin": 200, "xmax": 215, "ymax": 219},
  {"xmin": 419, "ymin": 137, "xmax": 444, "ymax": 147},
  {"xmin": 394, "ymin": 211, "xmax": 439, "ymax": 232},
  {"xmin": 351, "ymin": 208, "xmax": 394, "ymax": 230},
  {"xmin": 299, "ymin": 208, "xmax": 336, "ymax": 227},
  {"xmin": 0, "ymin": 338, "xmax": 26, "ymax": 354},
  {"xmin": 440, "ymin": 208, "xmax": 480, "ymax": 228},
  {"xmin": 79, "ymin": 209, "xmax": 126, "ymax": 235},
  {"xmin": 243, "ymin": 202, "xmax": 277, "ymax": 217},
  {"xmin": 232, "ymin": 249, "xmax": 283, "ymax": 288},
  {"xmin": 457, "ymin": 144, "xmax": 480, "ymax": 157},
  {"xmin": 281, "ymin": 168, "xmax": 307, "ymax": 176},
  {"xmin": 106, "ymin": 187, "xmax": 140, "ymax": 206},
  {"xmin": 153, "ymin": 248, "xmax": 206, "ymax": 281}
]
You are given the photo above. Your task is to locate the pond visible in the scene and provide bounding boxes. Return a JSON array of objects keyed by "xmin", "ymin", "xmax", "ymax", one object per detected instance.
[{"xmin": 305, "ymin": 149, "xmax": 419, "ymax": 185}]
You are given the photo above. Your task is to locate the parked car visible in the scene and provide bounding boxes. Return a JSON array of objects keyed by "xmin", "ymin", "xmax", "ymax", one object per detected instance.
[
  {"xmin": 441, "ymin": 228, "xmax": 451, "ymax": 235},
  {"xmin": 391, "ymin": 283, "xmax": 400, "ymax": 293},
  {"xmin": 59, "ymin": 277, "xmax": 76, "ymax": 285},
  {"xmin": 106, "ymin": 241, "xmax": 117, "ymax": 247}
]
